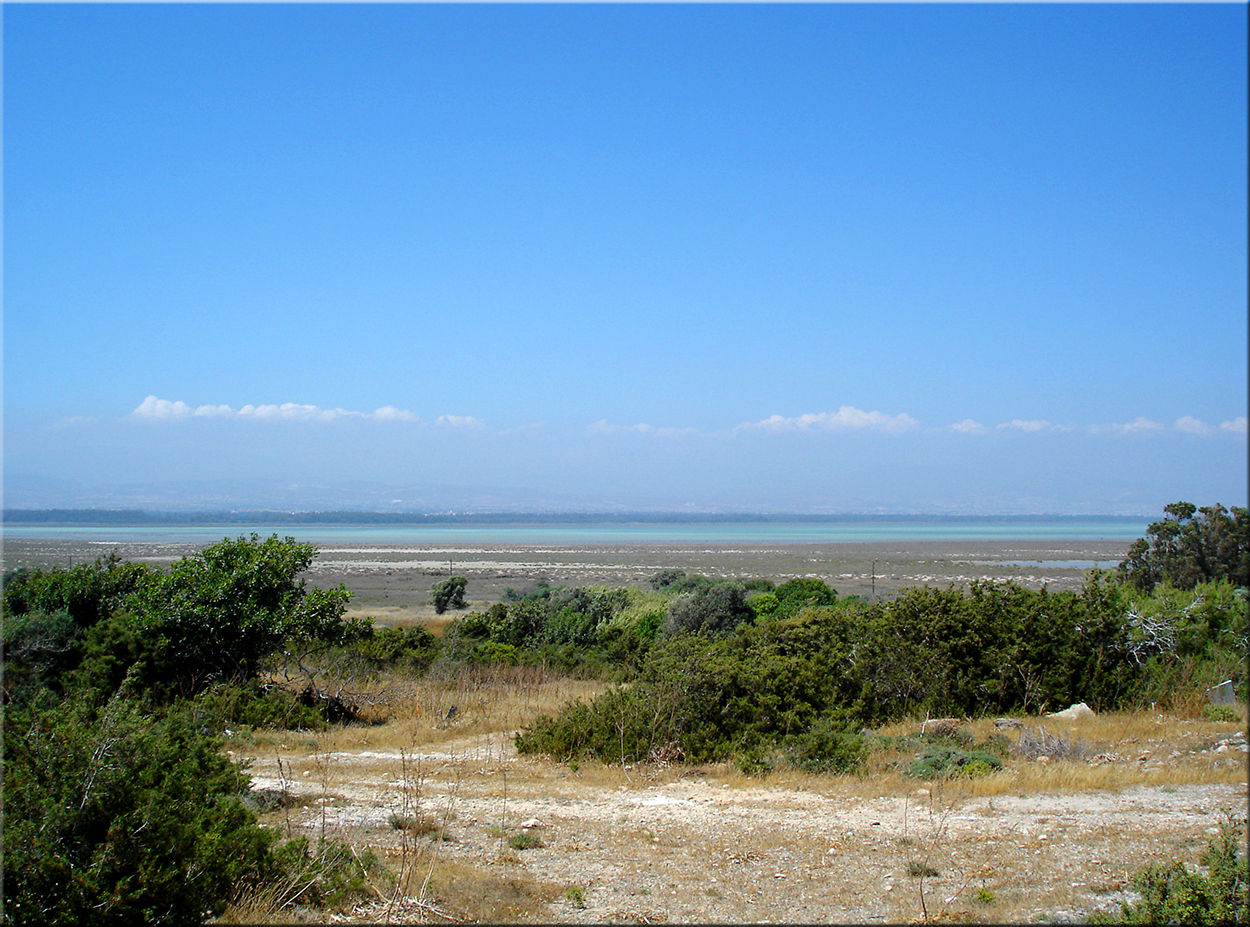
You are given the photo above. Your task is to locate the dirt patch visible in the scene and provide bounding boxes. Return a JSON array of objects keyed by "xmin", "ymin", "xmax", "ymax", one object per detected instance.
[{"xmin": 234, "ymin": 723, "xmax": 1247, "ymax": 924}]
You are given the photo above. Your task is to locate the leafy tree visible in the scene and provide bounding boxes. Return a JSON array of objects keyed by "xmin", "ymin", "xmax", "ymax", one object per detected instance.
[
  {"xmin": 1119, "ymin": 502, "xmax": 1250, "ymax": 592},
  {"xmin": 431, "ymin": 575, "xmax": 468, "ymax": 614},
  {"xmin": 124, "ymin": 534, "xmax": 361, "ymax": 696}
]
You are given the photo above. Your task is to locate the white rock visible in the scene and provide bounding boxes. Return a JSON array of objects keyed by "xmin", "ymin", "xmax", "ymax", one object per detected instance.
[
  {"xmin": 520, "ymin": 818, "xmax": 545, "ymax": 829},
  {"xmin": 1045, "ymin": 702, "xmax": 1095, "ymax": 720}
]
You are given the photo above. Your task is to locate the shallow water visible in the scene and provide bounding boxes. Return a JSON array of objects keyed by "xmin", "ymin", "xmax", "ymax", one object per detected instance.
[{"xmin": 0, "ymin": 519, "xmax": 1149, "ymax": 546}]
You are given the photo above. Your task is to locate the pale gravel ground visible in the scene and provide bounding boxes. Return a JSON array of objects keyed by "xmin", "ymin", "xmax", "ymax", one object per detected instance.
[{"xmin": 239, "ymin": 731, "xmax": 1248, "ymax": 924}]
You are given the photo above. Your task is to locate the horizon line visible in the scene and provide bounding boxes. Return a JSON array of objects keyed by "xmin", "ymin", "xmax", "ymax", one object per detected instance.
[{"xmin": 2, "ymin": 508, "xmax": 1156, "ymax": 525}]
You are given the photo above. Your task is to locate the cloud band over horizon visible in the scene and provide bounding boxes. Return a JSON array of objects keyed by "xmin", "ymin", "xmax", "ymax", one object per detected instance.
[{"xmin": 125, "ymin": 396, "xmax": 1248, "ymax": 439}]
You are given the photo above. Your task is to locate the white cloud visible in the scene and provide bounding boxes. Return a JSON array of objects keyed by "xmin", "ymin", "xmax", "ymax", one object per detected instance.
[
  {"xmin": 587, "ymin": 420, "xmax": 697, "ymax": 437},
  {"xmin": 736, "ymin": 406, "xmax": 919, "ymax": 434},
  {"xmin": 131, "ymin": 396, "xmax": 420, "ymax": 424},
  {"xmin": 192, "ymin": 404, "xmax": 235, "ymax": 418},
  {"xmin": 436, "ymin": 414, "xmax": 485, "ymax": 429},
  {"xmin": 1174, "ymin": 416, "xmax": 1215, "ymax": 436},
  {"xmin": 997, "ymin": 419, "xmax": 1053, "ymax": 432},
  {"xmin": 1109, "ymin": 416, "xmax": 1165, "ymax": 435},
  {"xmin": 949, "ymin": 419, "xmax": 987, "ymax": 434},
  {"xmin": 372, "ymin": 405, "xmax": 421, "ymax": 423},
  {"xmin": 132, "ymin": 395, "xmax": 195, "ymax": 420},
  {"xmin": 1220, "ymin": 416, "xmax": 1248, "ymax": 435}
]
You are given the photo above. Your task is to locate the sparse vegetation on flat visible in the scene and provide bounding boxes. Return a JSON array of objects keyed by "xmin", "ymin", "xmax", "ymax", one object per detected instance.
[{"xmin": 3, "ymin": 502, "xmax": 1246, "ymax": 924}]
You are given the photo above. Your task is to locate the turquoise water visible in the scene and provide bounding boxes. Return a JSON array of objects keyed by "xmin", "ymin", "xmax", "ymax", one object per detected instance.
[{"xmin": 1, "ymin": 520, "xmax": 1150, "ymax": 545}]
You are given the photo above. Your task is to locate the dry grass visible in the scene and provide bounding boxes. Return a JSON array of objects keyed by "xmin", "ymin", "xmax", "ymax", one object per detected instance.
[
  {"xmin": 224, "ymin": 675, "xmax": 1246, "ymax": 924},
  {"xmin": 259, "ymin": 664, "xmax": 608, "ymax": 757}
]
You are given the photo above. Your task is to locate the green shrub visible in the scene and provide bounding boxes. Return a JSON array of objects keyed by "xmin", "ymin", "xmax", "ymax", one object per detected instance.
[
  {"xmin": 772, "ymin": 577, "xmax": 838, "ymax": 618},
  {"xmin": 268, "ymin": 836, "xmax": 383, "ymax": 910},
  {"xmin": 508, "ymin": 833, "xmax": 544, "ymax": 850},
  {"xmin": 187, "ymin": 682, "xmax": 327, "ymax": 731},
  {"xmin": 1090, "ymin": 816, "xmax": 1248, "ymax": 924},
  {"xmin": 663, "ymin": 581, "xmax": 754, "ymax": 637},
  {"xmin": 905, "ymin": 745, "xmax": 1003, "ymax": 780},
  {"xmin": 1203, "ymin": 704, "xmax": 1240, "ymax": 723},
  {"xmin": 785, "ymin": 717, "xmax": 867, "ymax": 774},
  {"xmin": 3, "ymin": 691, "xmax": 279, "ymax": 925},
  {"xmin": 430, "ymin": 575, "xmax": 468, "ymax": 614}
]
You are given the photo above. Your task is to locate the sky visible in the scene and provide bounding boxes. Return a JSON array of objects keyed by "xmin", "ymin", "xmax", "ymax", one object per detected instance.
[{"xmin": 3, "ymin": 3, "xmax": 1247, "ymax": 515}]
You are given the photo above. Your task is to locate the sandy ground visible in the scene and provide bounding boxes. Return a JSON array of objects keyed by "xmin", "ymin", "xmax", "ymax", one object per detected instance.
[
  {"xmin": 238, "ymin": 725, "xmax": 1248, "ymax": 924},
  {"xmin": 2, "ymin": 536, "xmax": 1135, "ymax": 627}
]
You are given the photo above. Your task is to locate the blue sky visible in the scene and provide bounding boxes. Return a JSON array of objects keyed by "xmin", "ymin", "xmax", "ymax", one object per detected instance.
[{"xmin": 4, "ymin": 3, "xmax": 1247, "ymax": 514}]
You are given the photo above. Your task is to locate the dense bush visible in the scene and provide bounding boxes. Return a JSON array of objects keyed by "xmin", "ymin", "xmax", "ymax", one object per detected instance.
[
  {"xmin": 663, "ymin": 581, "xmax": 755, "ymax": 637},
  {"xmin": 517, "ymin": 607, "xmax": 864, "ymax": 765},
  {"xmin": 516, "ymin": 570, "xmax": 1246, "ymax": 767},
  {"xmin": 1, "ymin": 536, "xmax": 383, "ymax": 924},
  {"xmin": 771, "ymin": 577, "xmax": 838, "ymax": 618},
  {"xmin": 3, "ymin": 690, "xmax": 280, "ymax": 925},
  {"xmin": 442, "ymin": 583, "xmax": 658, "ymax": 673}
]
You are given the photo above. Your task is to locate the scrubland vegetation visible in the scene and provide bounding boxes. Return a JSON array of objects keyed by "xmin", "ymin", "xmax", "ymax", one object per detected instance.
[{"xmin": 3, "ymin": 503, "xmax": 1246, "ymax": 924}]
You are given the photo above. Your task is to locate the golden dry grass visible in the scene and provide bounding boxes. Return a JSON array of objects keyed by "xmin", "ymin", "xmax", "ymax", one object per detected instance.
[{"xmin": 223, "ymin": 672, "xmax": 1247, "ymax": 924}]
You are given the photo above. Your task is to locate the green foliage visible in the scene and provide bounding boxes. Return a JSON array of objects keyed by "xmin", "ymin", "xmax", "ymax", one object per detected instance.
[
  {"xmin": 267, "ymin": 836, "xmax": 383, "ymax": 910},
  {"xmin": 508, "ymin": 833, "xmax": 544, "ymax": 850},
  {"xmin": 186, "ymin": 681, "xmax": 328, "ymax": 731},
  {"xmin": 663, "ymin": 581, "xmax": 754, "ymax": 637},
  {"xmin": 1090, "ymin": 816, "xmax": 1248, "ymax": 924},
  {"xmin": 905, "ymin": 745, "xmax": 1003, "ymax": 779},
  {"xmin": 125, "ymin": 534, "xmax": 361, "ymax": 695},
  {"xmin": 353, "ymin": 624, "xmax": 441, "ymax": 672},
  {"xmin": 784, "ymin": 716, "xmax": 867, "ymax": 774},
  {"xmin": 844, "ymin": 576, "xmax": 1136, "ymax": 722},
  {"xmin": 443, "ymin": 584, "xmax": 656, "ymax": 673},
  {"xmin": 3, "ymin": 552, "xmax": 153, "ymax": 631},
  {"xmin": 518, "ymin": 569, "xmax": 1242, "ymax": 769},
  {"xmin": 1203, "ymin": 704, "xmax": 1240, "ymax": 723},
  {"xmin": 1118, "ymin": 502, "xmax": 1250, "ymax": 593},
  {"xmin": 431, "ymin": 575, "xmax": 468, "ymax": 614},
  {"xmin": 517, "ymin": 609, "xmax": 863, "ymax": 765},
  {"xmin": 3, "ymin": 690, "xmax": 279, "ymax": 926},
  {"xmin": 771, "ymin": 577, "xmax": 838, "ymax": 618},
  {"xmin": 2, "ymin": 608, "xmax": 79, "ymax": 701},
  {"xmin": 749, "ymin": 591, "xmax": 780, "ymax": 618}
]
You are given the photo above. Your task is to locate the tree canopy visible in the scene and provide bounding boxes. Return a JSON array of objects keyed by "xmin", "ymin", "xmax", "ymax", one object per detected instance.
[{"xmin": 1117, "ymin": 502, "xmax": 1250, "ymax": 592}]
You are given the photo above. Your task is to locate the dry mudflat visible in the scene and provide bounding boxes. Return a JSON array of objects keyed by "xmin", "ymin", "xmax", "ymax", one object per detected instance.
[{"xmin": 3, "ymin": 536, "xmax": 1136, "ymax": 628}]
